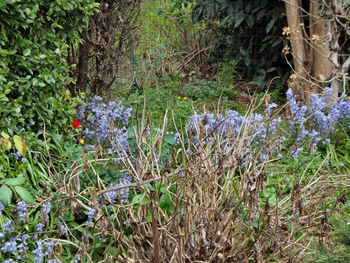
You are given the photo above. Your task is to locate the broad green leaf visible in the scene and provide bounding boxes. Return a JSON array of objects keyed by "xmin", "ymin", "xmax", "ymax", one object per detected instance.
[
  {"xmin": 1, "ymin": 176, "xmax": 25, "ymax": 186},
  {"xmin": 131, "ymin": 194, "xmax": 144, "ymax": 204},
  {"xmin": 23, "ymin": 48, "xmax": 31, "ymax": 56},
  {"xmin": 233, "ymin": 13, "xmax": 246, "ymax": 28},
  {"xmin": 13, "ymin": 135, "xmax": 27, "ymax": 155},
  {"xmin": 14, "ymin": 186, "xmax": 36, "ymax": 205},
  {"xmin": 1, "ymin": 132, "xmax": 9, "ymax": 139},
  {"xmin": 0, "ymin": 185, "xmax": 12, "ymax": 206},
  {"xmin": 2, "ymin": 139, "xmax": 12, "ymax": 150}
]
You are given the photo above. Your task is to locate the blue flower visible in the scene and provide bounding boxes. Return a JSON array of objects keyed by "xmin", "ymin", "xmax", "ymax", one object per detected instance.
[
  {"xmin": 33, "ymin": 240, "xmax": 44, "ymax": 263},
  {"xmin": 0, "ymin": 201, "xmax": 4, "ymax": 215},
  {"xmin": 42, "ymin": 202, "xmax": 52, "ymax": 220},
  {"xmin": 1, "ymin": 238, "xmax": 18, "ymax": 253},
  {"xmin": 4, "ymin": 220, "xmax": 14, "ymax": 234},
  {"xmin": 86, "ymin": 209, "xmax": 96, "ymax": 224},
  {"xmin": 17, "ymin": 201, "xmax": 27, "ymax": 223},
  {"xmin": 36, "ymin": 222, "xmax": 44, "ymax": 232},
  {"xmin": 103, "ymin": 174, "xmax": 132, "ymax": 204}
]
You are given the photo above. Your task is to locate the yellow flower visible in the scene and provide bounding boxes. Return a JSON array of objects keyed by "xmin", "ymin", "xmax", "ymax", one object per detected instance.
[
  {"xmin": 177, "ymin": 96, "xmax": 181, "ymax": 100},
  {"xmin": 282, "ymin": 46, "xmax": 290, "ymax": 55},
  {"xmin": 180, "ymin": 101, "xmax": 183, "ymax": 103},
  {"xmin": 282, "ymin": 27, "xmax": 290, "ymax": 36},
  {"xmin": 80, "ymin": 139, "xmax": 84, "ymax": 144},
  {"xmin": 289, "ymin": 73, "xmax": 298, "ymax": 80},
  {"xmin": 311, "ymin": 34, "xmax": 321, "ymax": 42},
  {"xmin": 183, "ymin": 97, "xmax": 187, "ymax": 100}
]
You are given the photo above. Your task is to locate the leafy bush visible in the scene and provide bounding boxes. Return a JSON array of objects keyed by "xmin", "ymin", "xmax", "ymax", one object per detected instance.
[{"xmin": 0, "ymin": 0, "xmax": 97, "ymax": 139}]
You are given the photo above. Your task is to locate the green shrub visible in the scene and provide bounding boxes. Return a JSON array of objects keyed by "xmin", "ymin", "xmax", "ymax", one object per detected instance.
[{"xmin": 0, "ymin": 0, "xmax": 97, "ymax": 138}]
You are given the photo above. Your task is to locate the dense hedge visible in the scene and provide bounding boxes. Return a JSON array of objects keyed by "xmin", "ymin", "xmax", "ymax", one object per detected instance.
[{"xmin": 0, "ymin": 0, "xmax": 97, "ymax": 138}]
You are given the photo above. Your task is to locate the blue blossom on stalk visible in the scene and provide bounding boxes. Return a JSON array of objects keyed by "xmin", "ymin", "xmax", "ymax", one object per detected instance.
[
  {"xmin": 86, "ymin": 209, "xmax": 96, "ymax": 224},
  {"xmin": 33, "ymin": 240, "xmax": 44, "ymax": 263},
  {"xmin": 1, "ymin": 237, "xmax": 18, "ymax": 253},
  {"xmin": 264, "ymin": 103, "xmax": 277, "ymax": 115},
  {"xmin": 44, "ymin": 240, "xmax": 56, "ymax": 257},
  {"xmin": 0, "ymin": 201, "xmax": 4, "ymax": 215},
  {"xmin": 16, "ymin": 234, "xmax": 30, "ymax": 260},
  {"xmin": 59, "ymin": 224, "xmax": 67, "ymax": 235},
  {"xmin": 174, "ymin": 132, "xmax": 181, "ymax": 145},
  {"xmin": 73, "ymin": 254, "xmax": 81, "ymax": 263},
  {"xmin": 103, "ymin": 174, "xmax": 132, "ymax": 204},
  {"xmin": 17, "ymin": 201, "xmax": 27, "ymax": 223},
  {"xmin": 4, "ymin": 220, "xmax": 14, "ymax": 234},
  {"xmin": 77, "ymin": 96, "xmax": 132, "ymax": 149},
  {"xmin": 42, "ymin": 202, "xmax": 52, "ymax": 220},
  {"xmin": 292, "ymin": 147, "xmax": 303, "ymax": 160},
  {"xmin": 11, "ymin": 151, "xmax": 22, "ymax": 160},
  {"xmin": 36, "ymin": 222, "xmax": 44, "ymax": 232}
]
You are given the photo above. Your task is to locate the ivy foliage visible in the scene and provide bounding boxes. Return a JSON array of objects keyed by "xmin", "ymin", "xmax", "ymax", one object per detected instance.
[
  {"xmin": 192, "ymin": 0, "xmax": 289, "ymax": 88},
  {"xmin": 0, "ymin": 0, "xmax": 98, "ymax": 137}
]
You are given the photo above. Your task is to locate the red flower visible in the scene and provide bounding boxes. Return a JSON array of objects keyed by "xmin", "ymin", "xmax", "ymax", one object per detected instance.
[{"xmin": 72, "ymin": 119, "xmax": 80, "ymax": 129}]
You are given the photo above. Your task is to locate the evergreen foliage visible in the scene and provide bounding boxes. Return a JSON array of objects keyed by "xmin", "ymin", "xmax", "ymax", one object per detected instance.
[
  {"xmin": 0, "ymin": 0, "xmax": 97, "ymax": 137},
  {"xmin": 191, "ymin": 0, "xmax": 289, "ymax": 88}
]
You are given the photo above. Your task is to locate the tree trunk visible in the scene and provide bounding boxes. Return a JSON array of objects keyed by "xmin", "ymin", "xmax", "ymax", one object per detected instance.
[
  {"xmin": 76, "ymin": 29, "xmax": 89, "ymax": 92},
  {"xmin": 309, "ymin": 0, "xmax": 332, "ymax": 92},
  {"xmin": 284, "ymin": 0, "xmax": 310, "ymax": 102}
]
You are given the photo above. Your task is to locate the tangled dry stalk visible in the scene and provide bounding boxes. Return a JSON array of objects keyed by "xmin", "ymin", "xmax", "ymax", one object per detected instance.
[{"xmin": 39, "ymin": 97, "xmax": 350, "ymax": 263}]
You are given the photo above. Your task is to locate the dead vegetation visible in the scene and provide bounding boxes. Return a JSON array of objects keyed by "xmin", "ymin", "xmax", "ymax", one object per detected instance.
[{"xmin": 42, "ymin": 97, "xmax": 350, "ymax": 263}]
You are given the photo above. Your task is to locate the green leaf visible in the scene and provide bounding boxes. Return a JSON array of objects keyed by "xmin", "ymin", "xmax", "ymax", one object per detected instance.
[
  {"xmin": 266, "ymin": 17, "xmax": 277, "ymax": 33},
  {"xmin": 1, "ymin": 132, "xmax": 9, "ymax": 139},
  {"xmin": 14, "ymin": 186, "xmax": 36, "ymax": 205},
  {"xmin": 247, "ymin": 15, "xmax": 254, "ymax": 27},
  {"xmin": 13, "ymin": 135, "xmax": 27, "ymax": 155},
  {"xmin": 131, "ymin": 194, "xmax": 144, "ymax": 204},
  {"xmin": 146, "ymin": 212, "xmax": 152, "ymax": 222},
  {"xmin": 233, "ymin": 13, "xmax": 246, "ymax": 28},
  {"xmin": 1, "ymin": 176, "xmax": 25, "ymax": 186},
  {"xmin": 23, "ymin": 48, "xmax": 31, "ymax": 56},
  {"xmin": 0, "ymin": 185, "xmax": 12, "ymax": 206}
]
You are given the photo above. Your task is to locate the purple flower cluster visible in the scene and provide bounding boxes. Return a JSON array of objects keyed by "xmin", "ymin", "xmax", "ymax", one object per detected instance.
[
  {"xmin": 32, "ymin": 239, "xmax": 56, "ymax": 263},
  {"xmin": 187, "ymin": 107, "xmax": 284, "ymax": 164},
  {"xmin": 187, "ymin": 88, "xmax": 350, "ymax": 162},
  {"xmin": 0, "ymin": 201, "xmax": 58, "ymax": 262},
  {"xmin": 42, "ymin": 202, "xmax": 52, "ymax": 220},
  {"xmin": 85, "ymin": 208, "xmax": 96, "ymax": 224},
  {"xmin": 16, "ymin": 201, "xmax": 27, "ymax": 223},
  {"xmin": 77, "ymin": 96, "xmax": 131, "ymax": 150},
  {"xmin": 288, "ymin": 87, "xmax": 350, "ymax": 148},
  {"xmin": 103, "ymin": 174, "xmax": 132, "ymax": 204}
]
